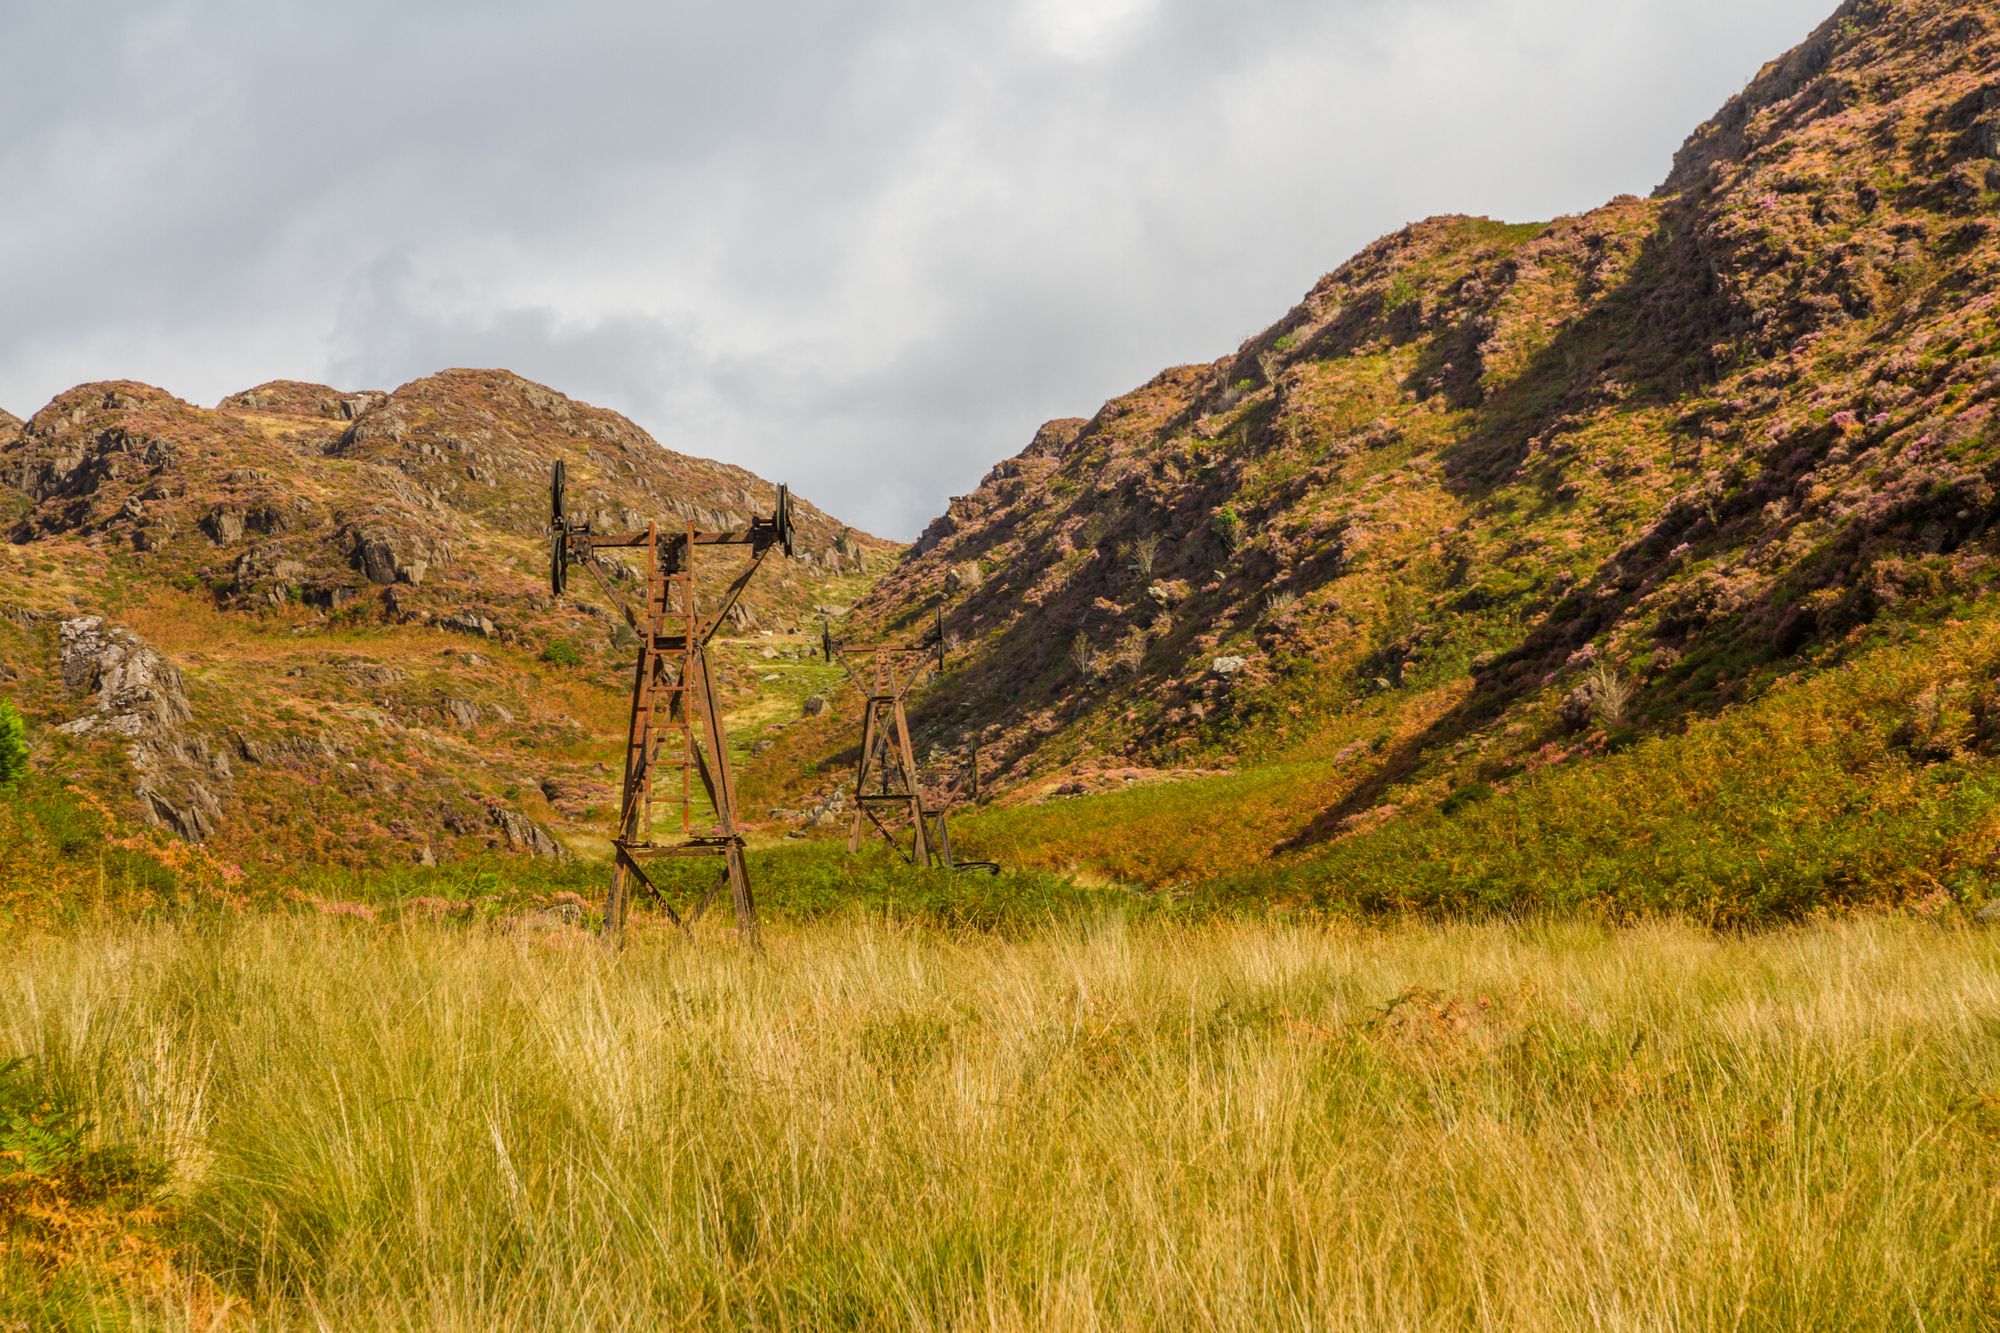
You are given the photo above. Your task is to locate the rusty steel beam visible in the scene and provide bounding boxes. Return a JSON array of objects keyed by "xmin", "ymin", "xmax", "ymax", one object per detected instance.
[
  {"xmin": 823, "ymin": 608, "xmax": 999, "ymax": 876},
  {"xmin": 550, "ymin": 461, "xmax": 794, "ymax": 944}
]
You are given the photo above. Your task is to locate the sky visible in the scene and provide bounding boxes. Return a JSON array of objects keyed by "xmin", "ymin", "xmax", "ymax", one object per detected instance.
[{"xmin": 0, "ymin": 0, "xmax": 1837, "ymax": 540}]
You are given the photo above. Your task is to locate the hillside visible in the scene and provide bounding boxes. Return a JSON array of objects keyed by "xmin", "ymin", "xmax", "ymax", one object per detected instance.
[
  {"xmin": 0, "ymin": 370, "xmax": 895, "ymax": 872},
  {"xmin": 759, "ymin": 0, "xmax": 2000, "ymax": 899}
]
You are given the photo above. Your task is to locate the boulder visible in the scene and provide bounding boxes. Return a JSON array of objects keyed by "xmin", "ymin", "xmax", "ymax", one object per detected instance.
[
  {"xmin": 442, "ymin": 611, "xmax": 497, "ymax": 638},
  {"xmin": 488, "ymin": 804, "xmax": 566, "ymax": 860},
  {"xmin": 1558, "ymin": 683, "xmax": 1597, "ymax": 733},
  {"xmin": 799, "ymin": 786, "xmax": 850, "ymax": 828},
  {"xmin": 200, "ymin": 507, "xmax": 245, "ymax": 544},
  {"xmin": 349, "ymin": 526, "xmax": 435, "ymax": 586},
  {"xmin": 1209, "ymin": 656, "xmax": 1249, "ymax": 678}
]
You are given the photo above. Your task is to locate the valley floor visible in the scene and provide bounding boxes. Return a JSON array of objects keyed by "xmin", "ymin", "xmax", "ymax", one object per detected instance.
[{"xmin": 3, "ymin": 913, "xmax": 1996, "ymax": 1329}]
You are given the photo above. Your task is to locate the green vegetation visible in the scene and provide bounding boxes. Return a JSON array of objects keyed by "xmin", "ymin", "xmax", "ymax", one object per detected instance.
[
  {"xmin": 11, "ymin": 10, "xmax": 2000, "ymax": 1318},
  {"xmin": 1210, "ymin": 504, "xmax": 1243, "ymax": 553},
  {"xmin": 0, "ymin": 699, "xmax": 24, "ymax": 788},
  {"xmin": 4, "ymin": 914, "xmax": 1995, "ymax": 1327},
  {"xmin": 0, "ymin": 1055, "xmax": 173, "ymax": 1327},
  {"xmin": 949, "ymin": 605, "xmax": 2000, "ymax": 925},
  {"xmin": 539, "ymin": 636, "xmax": 583, "ymax": 668}
]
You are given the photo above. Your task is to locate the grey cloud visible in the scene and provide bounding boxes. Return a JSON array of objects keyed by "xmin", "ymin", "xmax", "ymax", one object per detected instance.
[{"xmin": 0, "ymin": 0, "xmax": 1837, "ymax": 538}]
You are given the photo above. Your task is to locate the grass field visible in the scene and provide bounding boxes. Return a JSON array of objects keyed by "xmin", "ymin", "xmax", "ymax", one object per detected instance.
[{"xmin": 5, "ymin": 912, "xmax": 1998, "ymax": 1329}]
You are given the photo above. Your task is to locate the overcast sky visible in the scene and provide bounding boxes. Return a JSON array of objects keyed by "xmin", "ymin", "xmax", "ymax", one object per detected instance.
[{"xmin": 1, "ymin": 0, "xmax": 1835, "ymax": 539}]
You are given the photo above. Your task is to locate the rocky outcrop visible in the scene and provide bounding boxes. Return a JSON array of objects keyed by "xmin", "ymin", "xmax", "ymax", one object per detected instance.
[
  {"xmin": 440, "ymin": 610, "xmax": 497, "ymax": 638},
  {"xmin": 1, "ymin": 370, "xmax": 894, "ymax": 631},
  {"xmin": 487, "ymin": 803, "xmax": 565, "ymax": 859},
  {"xmin": 218, "ymin": 381, "xmax": 385, "ymax": 421},
  {"xmin": 4, "ymin": 384, "xmax": 186, "ymax": 509},
  {"xmin": 0, "ymin": 407, "xmax": 20, "ymax": 450},
  {"xmin": 345, "ymin": 522, "xmax": 437, "ymax": 586},
  {"xmin": 54, "ymin": 616, "xmax": 233, "ymax": 841}
]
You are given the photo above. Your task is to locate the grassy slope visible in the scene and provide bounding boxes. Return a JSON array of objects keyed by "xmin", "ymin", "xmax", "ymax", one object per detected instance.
[
  {"xmin": 4, "ymin": 914, "xmax": 1996, "ymax": 1327},
  {"xmin": 951, "ymin": 590, "xmax": 2000, "ymax": 924},
  {"xmin": 767, "ymin": 0, "xmax": 2000, "ymax": 917},
  {"xmin": 16, "ymin": 574, "xmax": 1998, "ymax": 930}
]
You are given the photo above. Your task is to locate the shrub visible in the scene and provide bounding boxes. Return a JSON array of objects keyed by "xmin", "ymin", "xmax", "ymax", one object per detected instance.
[
  {"xmin": 1069, "ymin": 633, "xmax": 1097, "ymax": 678},
  {"xmin": 1440, "ymin": 782, "xmax": 1495, "ymax": 815},
  {"xmin": 0, "ymin": 699, "xmax": 25, "ymax": 789},
  {"xmin": 1586, "ymin": 664, "xmax": 1634, "ymax": 729},
  {"xmin": 1212, "ymin": 506, "xmax": 1245, "ymax": 554},
  {"xmin": 0, "ymin": 1055, "xmax": 169, "ymax": 1276},
  {"xmin": 541, "ymin": 638, "xmax": 583, "ymax": 668},
  {"xmin": 1560, "ymin": 664, "xmax": 1635, "ymax": 732},
  {"xmin": 1120, "ymin": 534, "xmax": 1163, "ymax": 578}
]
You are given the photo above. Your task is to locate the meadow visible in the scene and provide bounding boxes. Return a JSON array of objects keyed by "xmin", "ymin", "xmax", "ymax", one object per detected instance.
[{"xmin": 5, "ymin": 911, "xmax": 1998, "ymax": 1329}]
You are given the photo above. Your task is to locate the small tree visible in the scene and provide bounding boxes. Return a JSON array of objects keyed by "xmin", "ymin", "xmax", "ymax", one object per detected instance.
[
  {"xmin": 1212, "ymin": 506, "xmax": 1245, "ymax": 555},
  {"xmin": 1123, "ymin": 534, "xmax": 1162, "ymax": 578},
  {"xmin": 1069, "ymin": 633, "xmax": 1097, "ymax": 678},
  {"xmin": 0, "ymin": 699, "xmax": 26, "ymax": 789},
  {"xmin": 1585, "ymin": 663, "xmax": 1633, "ymax": 729}
]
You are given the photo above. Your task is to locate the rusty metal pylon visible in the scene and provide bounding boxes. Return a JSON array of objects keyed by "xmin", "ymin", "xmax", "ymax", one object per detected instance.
[
  {"xmin": 823, "ymin": 609, "xmax": 998, "ymax": 875},
  {"xmin": 549, "ymin": 461, "xmax": 795, "ymax": 944}
]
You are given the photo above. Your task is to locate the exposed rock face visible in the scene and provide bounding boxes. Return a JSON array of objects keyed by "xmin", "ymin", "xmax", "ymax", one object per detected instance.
[
  {"xmin": 57, "ymin": 617, "xmax": 192, "ymax": 733},
  {"xmin": 348, "ymin": 523, "xmax": 437, "ymax": 586},
  {"xmin": 441, "ymin": 610, "xmax": 496, "ymax": 638},
  {"xmin": 55, "ymin": 616, "xmax": 233, "ymax": 841},
  {"xmin": 487, "ymin": 803, "xmax": 565, "ymax": 860}
]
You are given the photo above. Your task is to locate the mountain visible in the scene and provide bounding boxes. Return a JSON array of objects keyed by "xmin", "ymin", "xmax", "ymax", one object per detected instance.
[
  {"xmin": 7, "ymin": 369, "xmax": 874, "ymax": 625},
  {"xmin": 761, "ymin": 0, "xmax": 2000, "ymax": 886},
  {"xmin": 0, "ymin": 370, "xmax": 894, "ymax": 867}
]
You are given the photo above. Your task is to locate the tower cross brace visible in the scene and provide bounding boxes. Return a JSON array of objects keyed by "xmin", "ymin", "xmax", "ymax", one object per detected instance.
[
  {"xmin": 549, "ymin": 461, "xmax": 795, "ymax": 943},
  {"xmin": 824, "ymin": 611, "xmax": 998, "ymax": 875}
]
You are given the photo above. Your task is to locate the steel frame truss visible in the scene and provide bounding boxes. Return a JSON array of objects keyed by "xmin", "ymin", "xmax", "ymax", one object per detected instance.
[
  {"xmin": 550, "ymin": 460, "xmax": 794, "ymax": 943},
  {"xmin": 824, "ymin": 611, "xmax": 999, "ymax": 875}
]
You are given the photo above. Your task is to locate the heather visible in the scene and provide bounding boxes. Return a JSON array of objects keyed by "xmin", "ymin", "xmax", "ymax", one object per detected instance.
[{"xmin": 762, "ymin": 0, "xmax": 2000, "ymax": 919}]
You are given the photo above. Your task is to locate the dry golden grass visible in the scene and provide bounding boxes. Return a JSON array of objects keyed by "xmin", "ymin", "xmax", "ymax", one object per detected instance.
[{"xmin": 3, "ymin": 913, "xmax": 1997, "ymax": 1329}]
